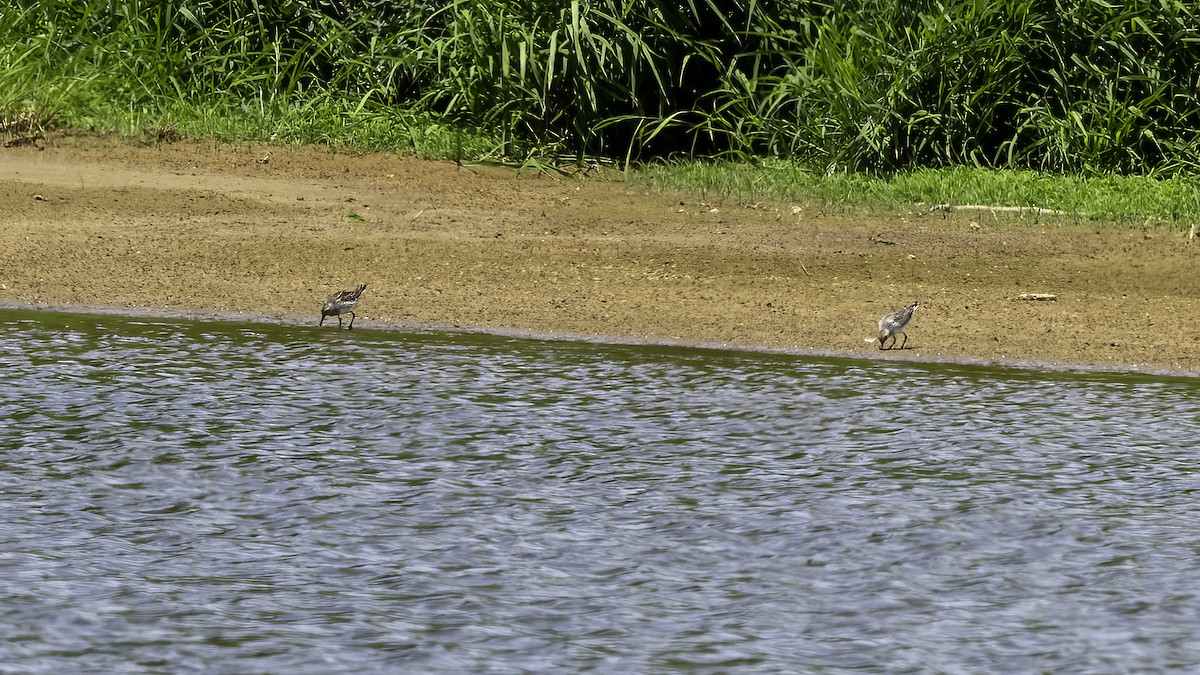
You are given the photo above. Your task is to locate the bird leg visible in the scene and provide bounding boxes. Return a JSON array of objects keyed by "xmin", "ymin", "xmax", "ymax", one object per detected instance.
[
  {"xmin": 899, "ymin": 333, "xmax": 908, "ymax": 349},
  {"xmin": 348, "ymin": 311, "xmax": 356, "ymax": 330},
  {"xmin": 337, "ymin": 314, "xmax": 345, "ymax": 328}
]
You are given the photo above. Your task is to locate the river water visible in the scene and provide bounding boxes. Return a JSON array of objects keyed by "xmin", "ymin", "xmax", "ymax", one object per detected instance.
[{"xmin": 1, "ymin": 308, "xmax": 1198, "ymax": 672}]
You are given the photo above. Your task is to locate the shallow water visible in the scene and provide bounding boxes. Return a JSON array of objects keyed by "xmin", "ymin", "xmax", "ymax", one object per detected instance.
[{"xmin": 2, "ymin": 308, "xmax": 1199, "ymax": 672}]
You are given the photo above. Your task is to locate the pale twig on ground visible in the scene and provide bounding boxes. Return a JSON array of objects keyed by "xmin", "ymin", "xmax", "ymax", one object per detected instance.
[{"xmin": 931, "ymin": 203, "xmax": 1073, "ymax": 217}]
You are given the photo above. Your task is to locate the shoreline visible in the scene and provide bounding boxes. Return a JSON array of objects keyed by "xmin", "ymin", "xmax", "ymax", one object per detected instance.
[
  {"xmin": 3, "ymin": 137, "xmax": 1199, "ymax": 375},
  {"xmin": 6, "ymin": 300, "xmax": 1197, "ymax": 380}
]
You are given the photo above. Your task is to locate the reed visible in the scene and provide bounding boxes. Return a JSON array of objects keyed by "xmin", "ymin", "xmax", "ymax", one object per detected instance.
[{"xmin": 3, "ymin": 0, "xmax": 1200, "ymax": 180}]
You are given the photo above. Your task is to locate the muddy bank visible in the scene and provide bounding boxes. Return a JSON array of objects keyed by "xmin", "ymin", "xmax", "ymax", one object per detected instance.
[{"xmin": 2, "ymin": 136, "xmax": 1198, "ymax": 373}]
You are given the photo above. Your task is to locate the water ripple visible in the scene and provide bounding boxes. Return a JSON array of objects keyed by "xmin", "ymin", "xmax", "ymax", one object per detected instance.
[{"xmin": 1, "ymin": 309, "xmax": 1199, "ymax": 672}]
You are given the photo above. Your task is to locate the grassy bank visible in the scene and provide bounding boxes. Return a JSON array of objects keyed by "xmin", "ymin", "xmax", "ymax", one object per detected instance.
[
  {"xmin": 3, "ymin": 0, "xmax": 1200, "ymax": 224},
  {"xmin": 7, "ymin": 0, "xmax": 1200, "ymax": 172}
]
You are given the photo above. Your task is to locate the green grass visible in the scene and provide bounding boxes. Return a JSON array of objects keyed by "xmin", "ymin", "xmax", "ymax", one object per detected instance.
[
  {"xmin": 3, "ymin": 89, "xmax": 497, "ymax": 161},
  {"xmin": 633, "ymin": 160, "xmax": 1200, "ymax": 226},
  {"xmin": 108, "ymin": 98, "xmax": 497, "ymax": 161}
]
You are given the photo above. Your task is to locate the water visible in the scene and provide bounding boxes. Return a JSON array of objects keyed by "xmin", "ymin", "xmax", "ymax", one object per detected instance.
[{"xmin": 2, "ymin": 308, "xmax": 1199, "ymax": 673}]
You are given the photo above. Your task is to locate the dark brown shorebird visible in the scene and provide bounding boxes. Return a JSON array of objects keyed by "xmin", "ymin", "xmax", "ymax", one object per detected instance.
[
  {"xmin": 876, "ymin": 301, "xmax": 919, "ymax": 350},
  {"xmin": 320, "ymin": 283, "xmax": 367, "ymax": 329}
]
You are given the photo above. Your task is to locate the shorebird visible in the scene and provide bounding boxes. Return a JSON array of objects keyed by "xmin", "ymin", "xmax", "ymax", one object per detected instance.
[
  {"xmin": 320, "ymin": 283, "xmax": 367, "ymax": 329},
  {"xmin": 876, "ymin": 301, "xmax": 919, "ymax": 350}
]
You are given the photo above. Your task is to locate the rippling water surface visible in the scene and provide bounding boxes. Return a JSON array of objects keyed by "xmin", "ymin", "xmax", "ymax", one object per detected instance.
[{"xmin": 2, "ymin": 308, "xmax": 1200, "ymax": 672}]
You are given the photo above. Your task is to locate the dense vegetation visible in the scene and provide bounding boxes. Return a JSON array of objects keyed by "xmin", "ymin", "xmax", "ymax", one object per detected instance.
[
  {"xmin": 3, "ymin": 0, "xmax": 1200, "ymax": 221},
  {"xmin": 5, "ymin": 0, "xmax": 1200, "ymax": 173}
]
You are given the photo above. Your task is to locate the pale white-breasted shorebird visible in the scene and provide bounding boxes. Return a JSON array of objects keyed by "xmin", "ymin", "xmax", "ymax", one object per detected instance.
[
  {"xmin": 876, "ymin": 301, "xmax": 918, "ymax": 350},
  {"xmin": 320, "ymin": 283, "xmax": 367, "ymax": 329}
]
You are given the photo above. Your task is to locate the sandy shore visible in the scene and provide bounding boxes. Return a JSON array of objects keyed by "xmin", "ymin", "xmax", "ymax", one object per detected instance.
[{"xmin": 2, "ymin": 136, "xmax": 1199, "ymax": 374}]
